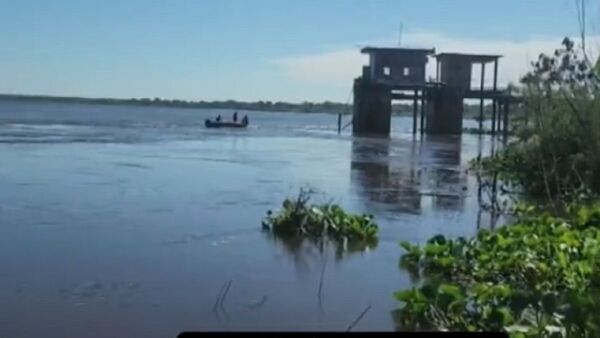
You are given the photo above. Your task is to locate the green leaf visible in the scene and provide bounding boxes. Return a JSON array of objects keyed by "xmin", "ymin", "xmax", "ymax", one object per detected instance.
[
  {"xmin": 489, "ymin": 307, "xmax": 514, "ymax": 326},
  {"xmin": 399, "ymin": 241, "xmax": 413, "ymax": 251},
  {"xmin": 505, "ymin": 324, "xmax": 531, "ymax": 333},
  {"xmin": 394, "ymin": 290, "xmax": 415, "ymax": 303},
  {"xmin": 428, "ymin": 234, "xmax": 447, "ymax": 245},
  {"xmin": 424, "ymin": 244, "xmax": 446, "ymax": 256},
  {"xmin": 439, "ymin": 284, "xmax": 463, "ymax": 300},
  {"xmin": 448, "ymin": 300, "xmax": 466, "ymax": 315}
]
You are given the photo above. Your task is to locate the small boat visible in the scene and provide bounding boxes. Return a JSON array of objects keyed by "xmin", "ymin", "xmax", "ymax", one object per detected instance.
[{"xmin": 204, "ymin": 119, "xmax": 248, "ymax": 129}]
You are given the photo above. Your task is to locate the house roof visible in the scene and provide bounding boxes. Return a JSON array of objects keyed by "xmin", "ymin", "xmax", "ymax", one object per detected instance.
[
  {"xmin": 361, "ymin": 47, "xmax": 436, "ymax": 55},
  {"xmin": 435, "ymin": 53, "xmax": 502, "ymax": 63}
]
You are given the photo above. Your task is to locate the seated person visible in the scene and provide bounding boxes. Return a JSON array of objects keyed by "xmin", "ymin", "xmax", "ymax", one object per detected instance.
[
  {"xmin": 216, "ymin": 115, "xmax": 222, "ymax": 122},
  {"xmin": 242, "ymin": 115, "xmax": 249, "ymax": 125}
]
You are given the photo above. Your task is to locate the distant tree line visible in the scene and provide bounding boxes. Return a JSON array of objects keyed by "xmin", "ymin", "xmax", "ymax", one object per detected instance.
[
  {"xmin": 0, "ymin": 93, "xmax": 513, "ymax": 120},
  {"xmin": 0, "ymin": 93, "xmax": 355, "ymax": 114}
]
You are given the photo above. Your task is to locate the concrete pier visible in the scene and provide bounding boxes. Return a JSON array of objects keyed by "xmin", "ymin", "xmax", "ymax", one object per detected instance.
[
  {"xmin": 426, "ymin": 87, "xmax": 464, "ymax": 134},
  {"xmin": 352, "ymin": 79, "xmax": 391, "ymax": 136},
  {"xmin": 351, "ymin": 46, "xmax": 520, "ymax": 137}
]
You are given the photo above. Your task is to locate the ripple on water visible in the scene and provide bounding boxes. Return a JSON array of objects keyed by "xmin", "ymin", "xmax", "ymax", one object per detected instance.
[
  {"xmin": 113, "ymin": 162, "xmax": 151, "ymax": 169},
  {"xmin": 61, "ymin": 280, "xmax": 143, "ymax": 307},
  {"xmin": 148, "ymin": 207, "xmax": 174, "ymax": 213}
]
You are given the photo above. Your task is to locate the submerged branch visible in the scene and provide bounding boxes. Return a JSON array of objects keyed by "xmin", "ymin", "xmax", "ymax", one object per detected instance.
[
  {"xmin": 346, "ymin": 304, "xmax": 372, "ymax": 331},
  {"xmin": 219, "ymin": 280, "xmax": 232, "ymax": 310},
  {"xmin": 317, "ymin": 251, "xmax": 327, "ymax": 313}
]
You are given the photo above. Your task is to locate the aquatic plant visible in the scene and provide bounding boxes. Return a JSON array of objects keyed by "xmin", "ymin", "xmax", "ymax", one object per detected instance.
[
  {"xmin": 262, "ymin": 189, "xmax": 379, "ymax": 248},
  {"xmin": 394, "ymin": 204, "xmax": 600, "ymax": 336}
]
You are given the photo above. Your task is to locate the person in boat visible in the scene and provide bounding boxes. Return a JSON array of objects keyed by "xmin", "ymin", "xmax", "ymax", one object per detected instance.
[
  {"xmin": 242, "ymin": 115, "xmax": 249, "ymax": 125},
  {"xmin": 215, "ymin": 115, "xmax": 222, "ymax": 122},
  {"xmin": 233, "ymin": 111, "xmax": 238, "ymax": 122}
]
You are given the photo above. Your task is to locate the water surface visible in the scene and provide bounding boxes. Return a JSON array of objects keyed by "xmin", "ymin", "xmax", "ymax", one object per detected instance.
[{"xmin": 0, "ymin": 100, "xmax": 500, "ymax": 336}]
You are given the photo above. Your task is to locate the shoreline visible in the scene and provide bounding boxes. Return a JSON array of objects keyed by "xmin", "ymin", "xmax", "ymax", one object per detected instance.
[{"xmin": 0, "ymin": 93, "xmax": 490, "ymax": 120}]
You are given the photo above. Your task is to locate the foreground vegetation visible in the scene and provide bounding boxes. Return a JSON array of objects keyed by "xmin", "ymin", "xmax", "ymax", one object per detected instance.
[
  {"xmin": 396, "ymin": 204, "xmax": 600, "ymax": 335},
  {"xmin": 395, "ymin": 37, "xmax": 600, "ymax": 336}
]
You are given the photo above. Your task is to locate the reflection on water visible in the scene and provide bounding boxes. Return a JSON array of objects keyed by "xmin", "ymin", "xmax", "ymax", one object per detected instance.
[
  {"xmin": 266, "ymin": 230, "xmax": 379, "ymax": 271},
  {"xmin": 475, "ymin": 136, "xmax": 506, "ymax": 231},
  {"xmin": 350, "ymin": 136, "xmax": 469, "ymax": 216},
  {"xmin": 351, "ymin": 138, "xmax": 421, "ymax": 214}
]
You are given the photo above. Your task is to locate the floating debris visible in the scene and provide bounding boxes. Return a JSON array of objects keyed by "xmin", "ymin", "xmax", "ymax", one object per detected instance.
[{"xmin": 247, "ymin": 295, "xmax": 268, "ymax": 310}]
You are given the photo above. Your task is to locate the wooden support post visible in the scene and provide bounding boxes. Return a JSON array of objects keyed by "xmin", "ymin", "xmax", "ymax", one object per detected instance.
[
  {"xmin": 420, "ymin": 90, "xmax": 425, "ymax": 134},
  {"xmin": 436, "ymin": 59, "xmax": 440, "ymax": 82},
  {"xmin": 413, "ymin": 89, "xmax": 418, "ymax": 134},
  {"xmin": 492, "ymin": 59, "xmax": 498, "ymax": 135},
  {"xmin": 337, "ymin": 113, "xmax": 342, "ymax": 134},
  {"xmin": 479, "ymin": 63, "xmax": 486, "ymax": 133}
]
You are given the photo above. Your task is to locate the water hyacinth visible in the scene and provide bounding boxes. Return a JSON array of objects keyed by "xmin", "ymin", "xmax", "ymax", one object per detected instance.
[
  {"xmin": 394, "ymin": 204, "xmax": 600, "ymax": 336},
  {"xmin": 262, "ymin": 189, "xmax": 379, "ymax": 246}
]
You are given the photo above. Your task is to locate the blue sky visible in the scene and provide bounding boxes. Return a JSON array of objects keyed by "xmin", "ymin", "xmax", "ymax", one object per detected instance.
[{"xmin": 0, "ymin": 0, "xmax": 595, "ymax": 102}]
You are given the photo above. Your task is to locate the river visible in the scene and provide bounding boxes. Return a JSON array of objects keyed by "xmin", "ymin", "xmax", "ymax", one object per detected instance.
[{"xmin": 0, "ymin": 99, "xmax": 501, "ymax": 336}]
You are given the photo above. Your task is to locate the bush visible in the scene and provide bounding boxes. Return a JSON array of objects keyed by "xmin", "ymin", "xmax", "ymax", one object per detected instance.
[{"xmin": 476, "ymin": 38, "xmax": 600, "ymax": 208}]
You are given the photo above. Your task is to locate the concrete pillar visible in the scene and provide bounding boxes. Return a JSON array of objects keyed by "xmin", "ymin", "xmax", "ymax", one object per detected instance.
[
  {"xmin": 496, "ymin": 101, "xmax": 503, "ymax": 133},
  {"xmin": 426, "ymin": 86, "xmax": 464, "ymax": 134},
  {"xmin": 420, "ymin": 91, "xmax": 425, "ymax": 134},
  {"xmin": 479, "ymin": 63, "xmax": 486, "ymax": 132},
  {"xmin": 503, "ymin": 102, "xmax": 510, "ymax": 139},
  {"xmin": 352, "ymin": 79, "xmax": 392, "ymax": 136},
  {"xmin": 491, "ymin": 102, "xmax": 496, "ymax": 134},
  {"xmin": 412, "ymin": 90, "xmax": 418, "ymax": 134},
  {"xmin": 491, "ymin": 60, "xmax": 499, "ymax": 135}
]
